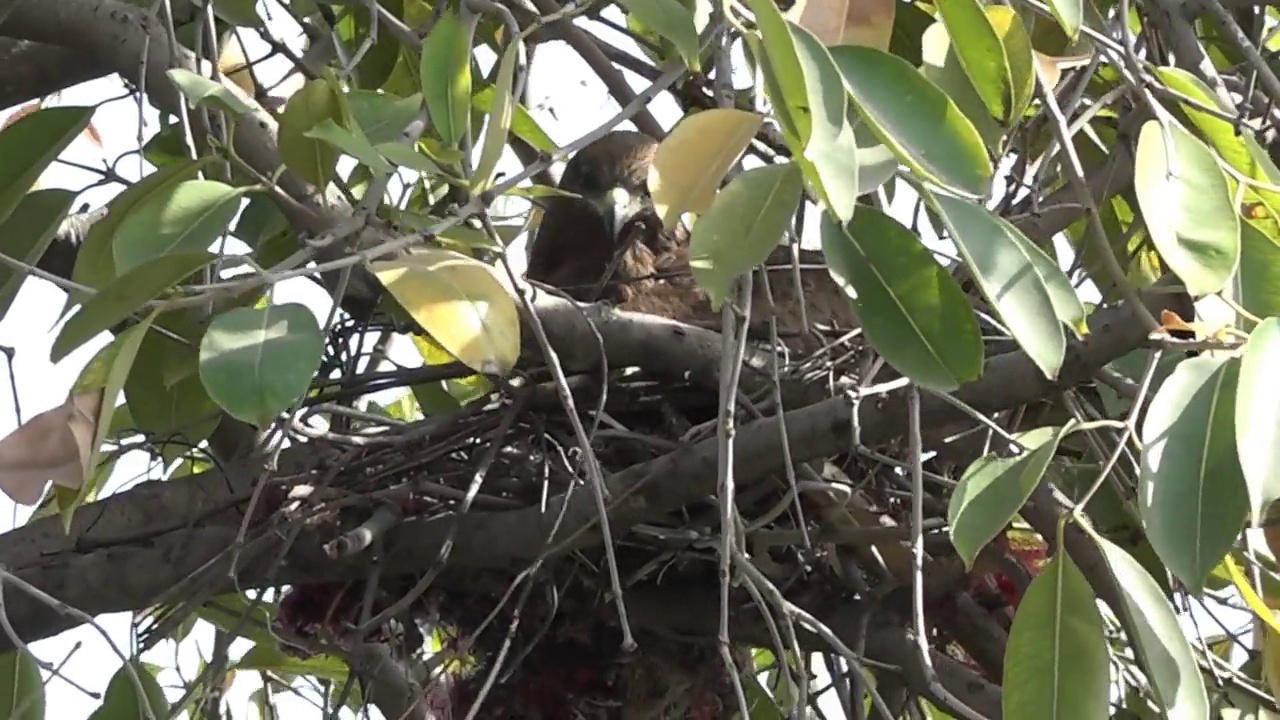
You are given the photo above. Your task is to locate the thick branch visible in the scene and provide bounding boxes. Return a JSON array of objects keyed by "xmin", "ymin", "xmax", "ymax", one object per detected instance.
[{"xmin": 0, "ymin": 40, "xmax": 107, "ymax": 110}]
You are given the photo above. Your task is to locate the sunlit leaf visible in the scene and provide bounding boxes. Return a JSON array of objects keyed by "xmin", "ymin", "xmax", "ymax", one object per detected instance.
[
  {"xmin": 688, "ymin": 163, "xmax": 804, "ymax": 308},
  {"xmin": 1238, "ymin": 220, "xmax": 1280, "ymax": 327},
  {"xmin": 471, "ymin": 86, "xmax": 556, "ymax": 153},
  {"xmin": 919, "ymin": 20, "xmax": 1006, "ymax": 151},
  {"xmin": 199, "ymin": 303, "xmax": 326, "ymax": 428},
  {"xmin": 648, "ymin": 108, "xmax": 764, "ymax": 229},
  {"xmin": 1133, "ymin": 119, "xmax": 1240, "ymax": 296},
  {"xmin": 949, "ymin": 426, "xmax": 1065, "ymax": 568},
  {"xmin": 345, "ymin": 91, "xmax": 423, "ymax": 145},
  {"xmin": 369, "ymin": 248, "xmax": 521, "ymax": 376},
  {"xmin": 934, "ymin": 0, "xmax": 1011, "ymax": 121},
  {"xmin": 279, "ymin": 78, "xmax": 344, "ymax": 187},
  {"xmin": 420, "ymin": 6, "xmax": 472, "ymax": 150},
  {"xmin": 1139, "ymin": 354, "xmax": 1248, "ymax": 593},
  {"xmin": 986, "ymin": 6, "xmax": 1035, "ymax": 123},
  {"xmin": 1087, "ymin": 530, "xmax": 1211, "ymax": 719},
  {"xmin": 1237, "ymin": 318, "xmax": 1280, "ymax": 522},
  {"xmin": 821, "ymin": 208, "xmax": 982, "ymax": 391},
  {"xmin": 167, "ymin": 68, "xmax": 255, "ymax": 117},
  {"xmin": 831, "ymin": 45, "xmax": 993, "ymax": 198},
  {"xmin": 742, "ymin": 0, "xmax": 809, "ymax": 143},
  {"xmin": 619, "ymin": 0, "xmax": 702, "ymax": 71},
  {"xmin": 304, "ymin": 118, "xmax": 394, "ymax": 176},
  {"xmin": 787, "ymin": 22, "xmax": 860, "ymax": 223},
  {"xmin": 473, "ymin": 41, "xmax": 519, "ymax": 192}
]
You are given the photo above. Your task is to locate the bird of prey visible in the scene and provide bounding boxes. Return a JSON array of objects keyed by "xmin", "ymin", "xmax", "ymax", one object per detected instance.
[{"xmin": 526, "ymin": 130, "xmax": 859, "ymax": 356}]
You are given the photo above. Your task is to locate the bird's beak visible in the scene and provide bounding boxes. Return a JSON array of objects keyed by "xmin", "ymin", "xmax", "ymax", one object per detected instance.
[{"xmin": 594, "ymin": 186, "xmax": 651, "ymax": 244}]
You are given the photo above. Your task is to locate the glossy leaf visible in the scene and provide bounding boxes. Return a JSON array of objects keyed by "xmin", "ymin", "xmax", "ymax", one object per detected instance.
[
  {"xmin": 1239, "ymin": 221, "xmax": 1280, "ymax": 325},
  {"xmin": 1139, "ymin": 355, "xmax": 1248, "ymax": 593},
  {"xmin": 1133, "ymin": 119, "xmax": 1240, "ymax": 296},
  {"xmin": 87, "ymin": 661, "xmax": 169, "ymax": 720},
  {"xmin": 1088, "ymin": 531, "xmax": 1211, "ymax": 719},
  {"xmin": 919, "ymin": 20, "xmax": 1005, "ymax": 151},
  {"xmin": 821, "ymin": 208, "xmax": 982, "ymax": 391},
  {"xmin": 304, "ymin": 118, "xmax": 394, "ymax": 176},
  {"xmin": 473, "ymin": 41, "xmax": 519, "ymax": 192},
  {"xmin": 112, "ymin": 179, "xmax": 247, "ymax": 275},
  {"xmin": 369, "ymin": 249, "xmax": 521, "ymax": 376},
  {"xmin": 199, "ymin": 303, "xmax": 326, "ymax": 428},
  {"xmin": 929, "ymin": 192, "xmax": 1067, "ymax": 379},
  {"xmin": 949, "ymin": 426, "xmax": 1065, "ymax": 568},
  {"xmin": 0, "ymin": 106, "xmax": 93, "ymax": 226},
  {"xmin": 0, "ymin": 651, "xmax": 43, "ymax": 720},
  {"xmin": 619, "ymin": 0, "xmax": 701, "ymax": 71},
  {"xmin": 788, "ymin": 22, "xmax": 860, "ymax": 223},
  {"xmin": 1047, "ymin": 0, "xmax": 1083, "ymax": 40},
  {"xmin": 688, "ymin": 164, "xmax": 805, "ymax": 309},
  {"xmin": 649, "ymin": 109, "xmax": 764, "ymax": 229},
  {"xmin": 986, "ymin": 6, "xmax": 1035, "ymax": 123},
  {"xmin": 0, "ymin": 189, "xmax": 76, "ymax": 317},
  {"xmin": 934, "ymin": 0, "xmax": 1011, "ymax": 121},
  {"xmin": 1237, "ymin": 318, "xmax": 1280, "ymax": 523},
  {"xmin": 830, "ymin": 45, "xmax": 993, "ymax": 199},
  {"xmin": 278, "ymin": 78, "xmax": 344, "ymax": 187},
  {"xmin": 52, "ymin": 251, "xmax": 216, "ymax": 363},
  {"xmin": 742, "ymin": 0, "xmax": 809, "ymax": 143},
  {"xmin": 420, "ymin": 6, "xmax": 472, "ymax": 150},
  {"xmin": 166, "ymin": 68, "xmax": 255, "ymax": 117},
  {"xmin": 1003, "ymin": 552, "xmax": 1109, "ymax": 720}
]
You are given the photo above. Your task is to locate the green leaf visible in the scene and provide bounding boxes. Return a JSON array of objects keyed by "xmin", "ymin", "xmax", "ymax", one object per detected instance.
[
  {"xmin": 1239, "ymin": 221, "xmax": 1280, "ymax": 325},
  {"xmin": 948, "ymin": 426, "xmax": 1065, "ymax": 568},
  {"xmin": 377, "ymin": 142, "xmax": 445, "ymax": 175},
  {"xmin": 1139, "ymin": 354, "xmax": 1248, "ymax": 593},
  {"xmin": 787, "ymin": 22, "xmax": 860, "ymax": 223},
  {"xmin": 830, "ymin": 45, "xmax": 993, "ymax": 199},
  {"xmin": 821, "ymin": 208, "xmax": 983, "ymax": 391},
  {"xmin": 928, "ymin": 191, "xmax": 1068, "ymax": 379},
  {"xmin": 234, "ymin": 194, "xmax": 289, "ymax": 249},
  {"xmin": 618, "ymin": 0, "xmax": 702, "ymax": 71},
  {"xmin": 303, "ymin": 118, "xmax": 394, "ymax": 176},
  {"xmin": 211, "ymin": 0, "xmax": 264, "ymax": 26},
  {"xmin": 124, "ymin": 329, "xmax": 221, "ymax": 447},
  {"xmin": 1087, "ymin": 531, "xmax": 1211, "ymax": 719},
  {"xmin": 1236, "ymin": 318, "xmax": 1280, "ymax": 523},
  {"xmin": 0, "ymin": 651, "xmax": 44, "ymax": 720},
  {"xmin": 741, "ymin": 0, "xmax": 808, "ymax": 143},
  {"xmin": 420, "ymin": 6, "xmax": 472, "ymax": 150},
  {"xmin": 471, "ymin": 87, "xmax": 555, "ymax": 153},
  {"xmin": 346, "ymin": 91, "xmax": 424, "ymax": 145},
  {"xmin": 87, "ymin": 661, "xmax": 169, "ymax": 720},
  {"xmin": 1047, "ymin": 0, "xmax": 1083, "ymax": 40},
  {"xmin": 236, "ymin": 643, "xmax": 349, "ymax": 682},
  {"xmin": 278, "ymin": 77, "xmax": 344, "ymax": 187},
  {"xmin": 919, "ymin": 20, "xmax": 1006, "ymax": 152},
  {"xmin": 1133, "ymin": 119, "xmax": 1240, "ymax": 296},
  {"xmin": 166, "ymin": 68, "xmax": 254, "ymax": 117},
  {"xmin": 61, "ymin": 313, "xmax": 156, "ymax": 529},
  {"xmin": 1003, "ymin": 552, "xmax": 1110, "ymax": 720},
  {"xmin": 0, "ymin": 188, "xmax": 77, "ymax": 317},
  {"xmin": 934, "ymin": 0, "xmax": 1011, "ymax": 121},
  {"xmin": 688, "ymin": 164, "xmax": 804, "ymax": 308},
  {"xmin": 71, "ymin": 158, "xmax": 212, "ymax": 296},
  {"xmin": 473, "ymin": 41, "xmax": 519, "ymax": 192},
  {"xmin": 199, "ymin": 303, "xmax": 326, "ymax": 427},
  {"xmin": 112, "ymin": 179, "xmax": 247, "ymax": 275},
  {"xmin": 52, "ymin": 252, "xmax": 215, "ymax": 363},
  {"xmin": 0, "ymin": 106, "xmax": 93, "ymax": 226},
  {"xmin": 986, "ymin": 6, "xmax": 1035, "ymax": 123}
]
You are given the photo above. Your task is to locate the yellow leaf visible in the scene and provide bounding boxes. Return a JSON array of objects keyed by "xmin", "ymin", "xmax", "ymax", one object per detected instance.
[
  {"xmin": 1225, "ymin": 554, "xmax": 1280, "ymax": 634},
  {"xmin": 368, "ymin": 248, "xmax": 522, "ymax": 376},
  {"xmin": 218, "ymin": 33, "xmax": 257, "ymax": 97},
  {"xmin": 785, "ymin": 0, "xmax": 895, "ymax": 50},
  {"xmin": 1264, "ymin": 626, "xmax": 1280, "ymax": 697},
  {"xmin": 648, "ymin": 108, "xmax": 764, "ymax": 230}
]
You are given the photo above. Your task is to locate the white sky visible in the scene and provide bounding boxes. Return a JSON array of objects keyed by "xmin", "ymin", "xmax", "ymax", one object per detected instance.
[{"xmin": 0, "ymin": 2, "xmax": 1254, "ymax": 719}]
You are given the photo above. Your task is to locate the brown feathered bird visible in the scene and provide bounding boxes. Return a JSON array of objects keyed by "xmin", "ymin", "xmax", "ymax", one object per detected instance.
[{"xmin": 526, "ymin": 130, "xmax": 859, "ymax": 355}]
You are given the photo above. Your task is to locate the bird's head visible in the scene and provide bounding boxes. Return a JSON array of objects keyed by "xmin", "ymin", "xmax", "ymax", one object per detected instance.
[{"xmin": 555, "ymin": 130, "xmax": 662, "ymax": 248}]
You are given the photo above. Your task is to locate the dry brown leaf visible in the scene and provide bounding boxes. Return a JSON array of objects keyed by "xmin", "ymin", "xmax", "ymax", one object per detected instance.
[
  {"xmin": 0, "ymin": 389, "xmax": 103, "ymax": 505},
  {"xmin": 786, "ymin": 0, "xmax": 895, "ymax": 50},
  {"xmin": 0, "ymin": 101, "xmax": 41, "ymax": 133}
]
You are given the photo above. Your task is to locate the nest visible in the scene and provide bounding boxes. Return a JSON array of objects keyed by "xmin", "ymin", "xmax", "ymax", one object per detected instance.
[{"xmin": 207, "ymin": 323, "xmax": 1019, "ymax": 718}]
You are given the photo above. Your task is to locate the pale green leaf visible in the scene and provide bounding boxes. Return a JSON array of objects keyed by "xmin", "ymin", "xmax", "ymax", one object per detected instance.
[
  {"xmin": 1236, "ymin": 318, "xmax": 1280, "ymax": 523},
  {"xmin": 112, "ymin": 179, "xmax": 247, "ymax": 274}
]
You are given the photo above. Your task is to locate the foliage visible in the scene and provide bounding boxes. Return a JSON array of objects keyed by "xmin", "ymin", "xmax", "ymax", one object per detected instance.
[{"xmin": 0, "ymin": 0, "xmax": 1277, "ymax": 717}]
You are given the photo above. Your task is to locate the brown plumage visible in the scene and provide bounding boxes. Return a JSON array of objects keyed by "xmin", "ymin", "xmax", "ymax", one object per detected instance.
[{"xmin": 526, "ymin": 130, "xmax": 860, "ymax": 354}]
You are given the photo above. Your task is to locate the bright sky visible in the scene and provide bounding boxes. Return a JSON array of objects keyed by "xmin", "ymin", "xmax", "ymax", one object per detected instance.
[{"xmin": 0, "ymin": 3, "xmax": 1253, "ymax": 719}]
